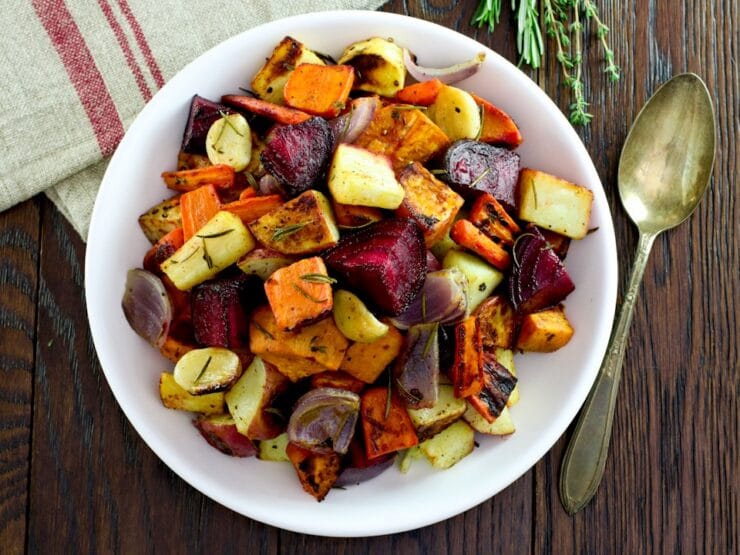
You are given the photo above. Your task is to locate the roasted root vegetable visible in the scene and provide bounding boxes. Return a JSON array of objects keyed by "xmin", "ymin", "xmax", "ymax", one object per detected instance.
[
  {"xmin": 251, "ymin": 36, "xmax": 326, "ymax": 104},
  {"xmin": 310, "ymin": 370, "xmax": 366, "ymax": 394},
  {"xmin": 337, "ymin": 37, "xmax": 406, "ymax": 97},
  {"xmin": 339, "ymin": 325, "xmax": 404, "ymax": 383},
  {"xmin": 264, "ymin": 257, "xmax": 333, "ymax": 331},
  {"xmin": 450, "ymin": 219, "xmax": 511, "ymax": 270},
  {"xmin": 284, "ymin": 64, "xmax": 355, "ymax": 118},
  {"xmin": 495, "ymin": 348, "xmax": 519, "ymax": 406},
  {"xmin": 515, "ymin": 305, "xmax": 574, "ymax": 352},
  {"xmin": 180, "ymin": 184, "xmax": 221, "ymax": 241},
  {"xmin": 162, "ymin": 164, "xmax": 235, "ymax": 192},
  {"xmin": 469, "ymin": 192, "xmax": 520, "ymax": 247},
  {"xmin": 194, "ymin": 414, "xmax": 257, "ymax": 457},
  {"xmin": 467, "ymin": 353, "xmax": 517, "ymax": 422},
  {"xmin": 328, "ymin": 144, "xmax": 405, "ymax": 209},
  {"xmin": 427, "ymin": 84, "xmax": 482, "ymax": 141},
  {"xmin": 159, "ymin": 334, "xmax": 196, "ymax": 363},
  {"xmin": 143, "ymin": 227, "xmax": 184, "ymax": 276},
  {"xmin": 285, "ymin": 442, "xmax": 341, "ymax": 502},
  {"xmin": 354, "ymin": 105, "xmax": 450, "ymax": 170},
  {"xmin": 191, "ymin": 274, "xmax": 253, "ymax": 348},
  {"xmin": 360, "ymin": 387, "xmax": 419, "ymax": 459},
  {"xmin": 407, "ymin": 384, "xmax": 466, "ymax": 440},
  {"xmin": 138, "ymin": 196, "xmax": 182, "ymax": 244},
  {"xmin": 173, "ymin": 347, "xmax": 242, "ymax": 394},
  {"xmin": 237, "ymin": 248, "xmax": 293, "ymax": 280},
  {"xmin": 450, "ymin": 316, "xmax": 483, "ymax": 398},
  {"xmin": 473, "ymin": 295, "xmax": 518, "ymax": 350},
  {"xmin": 395, "ymin": 79, "xmax": 444, "ymax": 106},
  {"xmin": 331, "ymin": 200, "xmax": 384, "ymax": 228},
  {"xmin": 161, "ymin": 211, "xmax": 256, "ymax": 291},
  {"xmin": 325, "ymin": 218, "xmax": 427, "ymax": 315},
  {"xmin": 177, "ymin": 151, "xmax": 211, "ymax": 170},
  {"xmin": 249, "ymin": 305, "xmax": 349, "ymax": 380},
  {"xmin": 258, "ymin": 432, "xmax": 289, "ymax": 461},
  {"xmin": 442, "ymin": 249, "xmax": 504, "ymax": 312},
  {"xmin": 517, "ymin": 169, "xmax": 594, "ymax": 239},
  {"xmin": 333, "ymin": 289, "xmax": 389, "ymax": 343},
  {"xmin": 181, "ymin": 95, "xmax": 233, "ymax": 154},
  {"xmin": 470, "ymin": 93, "xmax": 523, "ymax": 147},
  {"xmin": 159, "ymin": 372, "xmax": 224, "ymax": 414},
  {"xmin": 221, "ymin": 194, "xmax": 283, "ymax": 224},
  {"xmin": 418, "ymin": 419, "xmax": 475, "ymax": 469},
  {"xmin": 221, "ymin": 95, "xmax": 311, "ymax": 125},
  {"xmin": 248, "ymin": 190, "xmax": 339, "ymax": 255},
  {"xmin": 224, "ymin": 356, "xmax": 288, "ymax": 440},
  {"xmin": 395, "ymin": 162, "xmax": 464, "ymax": 247},
  {"xmin": 205, "ymin": 113, "xmax": 252, "ymax": 171},
  {"xmin": 463, "ymin": 403, "xmax": 515, "ymax": 435}
]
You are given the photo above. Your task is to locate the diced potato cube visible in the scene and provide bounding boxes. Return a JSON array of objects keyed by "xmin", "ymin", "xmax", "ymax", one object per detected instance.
[
  {"xmin": 328, "ymin": 144, "xmax": 404, "ymax": 209},
  {"xmin": 463, "ymin": 403, "xmax": 515, "ymax": 435},
  {"xmin": 419, "ymin": 420, "xmax": 475, "ymax": 469},
  {"xmin": 515, "ymin": 305, "xmax": 574, "ymax": 352},
  {"xmin": 395, "ymin": 162, "xmax": 464, "ymax": 246},
  {"xmin": 517, "ymin": 169, "xmax": 594, "ymax": 239},
  {"xmin": 407, "ymin": 384, "xmax": 467, "ymax": 440},
  {"xmin": 138, "ymin": 195, "xmax": 182, "ymax": 244},
  {"xmin": 337, "ymin": 37, "xmax": 405, "ymax": 97},
  {"xmin": 442, "ymin": 249, "xmax": 504, "ymax": 312},
  {"xmin": 258, "ymin": 432, "xmax": 290, "ymax": 462},
  {"xmin": 161, "ymin": 211, "xmax": 256, "ymax": 290},
  {"xmin": 354, "ymin": 105, "xmax": 450, "ymax": 170},
  {"xmin": 159, "ymin": 372, "xmax": 225, "ymax": 415},
  {"xmin": 251, "ymin": 36, "xmax": 326, "ymax": 104},
  {"xmin": 248, "ymin": 190, "xmax": 339, "ymax": 255}
]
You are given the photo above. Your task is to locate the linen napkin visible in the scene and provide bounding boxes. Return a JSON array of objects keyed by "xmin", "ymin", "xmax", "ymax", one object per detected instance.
[{"xmin": 0, "ymin": 0, "xmax": 387, "ymax": 239}]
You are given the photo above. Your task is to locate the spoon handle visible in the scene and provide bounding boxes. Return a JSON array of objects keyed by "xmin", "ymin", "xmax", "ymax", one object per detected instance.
[{"xmin": 559, "ymin": 230, "xmax": 657, "ymax": 514}]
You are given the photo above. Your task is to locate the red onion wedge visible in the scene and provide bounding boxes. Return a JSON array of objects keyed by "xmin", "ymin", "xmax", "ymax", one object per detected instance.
[
  {"xmin": 403, "ymin": 49, "xmax": 485, "ymax": 84},
  {"xmin": 122, "ymin": 268, "xmax": 172, "ymax": 348},
  {"xmin": 394, "ymin": 323, "xmax": 440, "ymax": 409},
  {"xmin": 288, "ymin": 388, "xmax": 360, "ymax": 455},
  {"xmin": 329, "ymin": 96, "xmax": 379, "ymax": 146},
  {"xmin": 390, "ymin": 268, "xmax": 468, "ymax": 330},
  {"xmin": 258, "ymin": 173, "xmax": 283, "ymax": 196}
]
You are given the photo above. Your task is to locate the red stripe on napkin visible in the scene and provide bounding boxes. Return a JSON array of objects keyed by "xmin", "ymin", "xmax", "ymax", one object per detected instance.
[
  {"xmin": 96, "ymin": 0, "xmax": 153, "ymax": 101},
  {"xmin": 32, "ymin": 0, "xmax": 125, "ymax": 156},
  {"xmin": 116, "ymin": 0, "xmax": 165, "ymax": 88}
]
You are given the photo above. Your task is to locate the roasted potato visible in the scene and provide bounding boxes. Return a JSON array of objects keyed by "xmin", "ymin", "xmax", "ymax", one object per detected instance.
[
  {"xmin": 515, "ymin": 305, "xmax": 574, "ymax": 352},
  {"xmin": 407, "ymin": 384, "xmax": 466, "ymax": 440},
  {"xmin": 427, "ymin": 84, "xmax": 482, "ymax": 141},
  {"xmin": 337, "ymin": 37, "xmax": 405, "ymax": 97},
  {"xmin": 442, "ymin": 249, "xmax": 504, "ymax": 312},
  {"xmin": 333, "ymin": 289, "xmax": 389, "ymax": 343},
  {"xmin": 159, "ymin": 372, "xmax": 225, "ymax": 414},
  {"xmin": 328, "ymin": 144, "xmax": 405, "ymax": 209},
  {"xmin": 418, "ymin": 420, "xmax": 475, "ymax": 469},
  {"xmin": 194, "ymin": 414, "xmax": 257, "ymax": 457},
  {"xmin": 173, "ymin": 347, "xmax": 242, "ymax": 394},
  {"xmin": 205, "ymin": 113, "xmax": 252, "ymax": 171},
  {"xmin": 237, "ymin": 247, "xmax": 293, "ymax": 280},
  {"xmin": 258, "ymin": 432, "xmax": 290, "ymax": 462},
  {"xmin": 463, "ymin": 403, "xmax": 515, "ymax": 435},
  {"xmin": 138, "ymin": 195, "xmax": 182, "ymax": 244}
]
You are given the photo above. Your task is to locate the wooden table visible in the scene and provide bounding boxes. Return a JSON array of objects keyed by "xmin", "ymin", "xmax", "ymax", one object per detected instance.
[{"xmin": 1, "ymin": 1, "xmax": 737, "ymax": 552}]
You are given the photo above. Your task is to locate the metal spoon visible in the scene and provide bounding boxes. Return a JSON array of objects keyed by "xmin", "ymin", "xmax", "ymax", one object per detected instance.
[{"xmin": 559, "ymin": 73, "xmax": 715, "ymax": 514}]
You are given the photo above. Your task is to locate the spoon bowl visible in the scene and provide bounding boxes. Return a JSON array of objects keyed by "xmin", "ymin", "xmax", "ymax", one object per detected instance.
[{"xmin": 560, "ymin": 73, "xmax": 715, "ymax": 514}]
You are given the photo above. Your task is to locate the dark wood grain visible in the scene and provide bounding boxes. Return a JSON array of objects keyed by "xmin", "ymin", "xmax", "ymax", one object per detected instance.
[{"xmin": 0, "ymin": 1, "xmax": 736, "ymax": 553}]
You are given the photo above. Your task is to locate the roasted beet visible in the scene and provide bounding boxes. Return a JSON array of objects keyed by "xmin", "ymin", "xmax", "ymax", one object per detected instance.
[
  {"xmin": 508, "ymin": 228, "xmax": 575, "ymax": 313},
  {"xmin": 425, "ymin": 250, "xmax": 442, "ymax": 272},
  {"xmin": 441, "ymin": 140, "xmax": 521, "ymax": 211},
  {"xmin": 191, "ymin": 274, "xmax": 255, "ymax": 348},
  {"xmin": 468, "ymin": 353, "xmax": 518, "ymax": 421},
  {"xmin": 324, "ymin": 218, "xmax": 426, "ymax": 315},
  {"xmin": 260, "ymin": 117, "xmax": 333, "ymax": 198},
  {"xmin": 181, "ymin": 95, "xmax": 233, "ymax": 154}
]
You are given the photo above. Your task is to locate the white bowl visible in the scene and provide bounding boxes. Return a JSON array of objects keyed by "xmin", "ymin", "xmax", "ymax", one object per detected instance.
[{"xmin": 86, "ymin": 10, "xmax": 618, "ymax": 537}]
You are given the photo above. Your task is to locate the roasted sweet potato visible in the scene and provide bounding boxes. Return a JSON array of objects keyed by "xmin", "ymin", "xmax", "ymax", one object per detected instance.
[
  {"xmin": 339, "ymin": 325, "xmax": 404, "ymax": 383},
  {"xmin": 473, "ymin": 295, "xmax": 518, "ymax": 350},
  {"xmin": 395, "ymin": 79, "xmax": 444, "ymax": 106},
  {"xmin": 395, "ymin": 162, "xmax": 464, "ymax": 247},
  {"xmin": 469, "ymin": 192, "xmax": 520, "ymax": 247},
  {"xmin": 285, "ymin": 442, "xmax": 342, "ymax": 501},
  {"xmin": 515, "ymin": 305, "xmax": 574, "ymax": 352},
  {"xmin": 180, "ymin": 184, "xmax": 221, "ymax": 241},
  {"xmin": 159, "ymin": 334, "xmax": 196, "ymax": 363},
  {"xmin": 331, "ymin": 200, "xmax": 384, "ymax": 228},
  {"xmin": 360, "ymin": 387, "xmax": 419, "ymax": 459},
  {"xmin": 284, "ymin": 64, "xmax": 355, "ymax": 117},
  {"xmin": 450, "ymin": 316, "xmax": 483, "ymax": 398},
  {"xmin": 143, "ymin": 227, "xmax": 184, "ymax": 276},
  {"xmin": 467, "ymin": 352, "xmax": 518, "ymax": 422},
  {"xmin": 450, "ymin": 219, "xmax": 510, "ymax": 271},
  {"xmin": 310, "ymin": 370, "xmax": 366, "ymax": 394},
  {"xmin": 470, "ymin": 93, "xmax": 523, "ymax": 147}
]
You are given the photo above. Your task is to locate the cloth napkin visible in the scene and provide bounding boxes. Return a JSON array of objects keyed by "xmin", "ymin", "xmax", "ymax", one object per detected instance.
[{"xmin": 0, "ymin": 0, "xmax": 387, "ymax": 239}]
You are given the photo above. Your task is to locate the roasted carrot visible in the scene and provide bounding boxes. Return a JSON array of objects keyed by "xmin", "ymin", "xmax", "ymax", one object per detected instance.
[
  {"xmin": 264, "ymin": 257, "xmax": 333, "ymax": 331},
  {"xmin": 395, "ymin": 78, "xmax": 444, "ymax": 106},
  {"xmin": 161, "ymin": 164, "xmax": 235, "ymax": 192},
  {"xmin": 361, "ymin": 387, "xmax": 418, "ymax": 459},
  {"xmin": 221, "ymin": 194, "xmax": 282, "ymax": 224},
  {"xmin": 285, "ymin": 442, "xmax": 341, "ymax": 501},
  {"xmin": 143, "ymin": 227, "xmax": 184, "ymax": 276},
  {"xmin": 450, "ymin": 219, "xmax": 511, "ymax": 271},
  {"xmin": 221, "ymin": 94, "xmax": 311, "ymax": 125},
  {"xmin": 180, "ymin": 184, "xmax": 221, "ymax": 241},
  {"xmin": 468, "ymin": 352, "xmax": 518, "ymax": 422},
  {"xmin": 450, "ymin": 316, "xmax": 483, "ymax": 398},
  {"xmin": 310, "ymin": 370, "xmax": 366, "ymax": 394},
  {"xmin": 284, "ymin": 64, "xmax": 355, "ymax": 118},
  {"xmin": 239, "ymin": 186, "xmax": 258, "ymax": 200},
  {"xmin": 469, "ymin": 193, "xmax": 520, "ymax": 247},
  {"xmin": 331, "ymin": 199, "xmax": 384, "ymax": 228},
  {"xmin": 470, "ymin": 93, "xmax": 523, "ymax": 147}
]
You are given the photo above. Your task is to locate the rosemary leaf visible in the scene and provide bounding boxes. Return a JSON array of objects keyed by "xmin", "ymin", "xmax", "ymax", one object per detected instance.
[
  {"xmin": 300, "ymin": 273, "xmax": 337, "ymax": 285},
  {"xmin": 194, "ymin": 356, "xmax": 212, "ymax": 384},
  {"xmin": 197, "ymin": 229, "xmax": 234, "ymax": 239},
  {"xmin": 292, "ymin": 283, "xmax": 327, "ymax": 304},
  {"xmin": 272, "ymin": 222, "xmax": 308, "ymax": 241},
  {"xmin": 253, "ymin": 321, "xmax": 274, "ymax": 340}
]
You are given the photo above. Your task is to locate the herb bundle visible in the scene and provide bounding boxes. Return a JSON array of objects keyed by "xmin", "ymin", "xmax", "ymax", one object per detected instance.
[{"xmin": 472, "ymin": 0, "xmax": 619, "ymax": 125}]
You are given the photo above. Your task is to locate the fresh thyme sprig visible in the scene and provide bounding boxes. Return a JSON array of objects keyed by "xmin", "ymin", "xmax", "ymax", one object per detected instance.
[{"xmin": 471, "ymin": 0, "xmax": 619, "ymax": 126}]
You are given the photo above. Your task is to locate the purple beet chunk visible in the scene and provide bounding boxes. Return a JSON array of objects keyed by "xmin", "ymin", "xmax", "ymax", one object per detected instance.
[
  {"xmin": 191, "ymin": 274, "xmax": 254, "ymax": 348},
  {"xmin": 260, "ymin": 117, "xmax": 333, "ymax": 198},
  {"xmin": 181, "ymin": 95, "xmax": 233, "ymax": 154},
  {"xmin": 442, "ymin": 140, "xmax": 521, "ymax": 211},
  {"xmin": 324, "ymin": 218, "xmax": 426, "ymax": 315},
  {"xmin": 508, "ymin": 228, "xmax": 575, "ymax": 313}
]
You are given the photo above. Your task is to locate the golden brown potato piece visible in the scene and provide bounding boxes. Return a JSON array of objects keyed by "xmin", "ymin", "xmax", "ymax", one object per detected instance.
[
  {"xmin": 138, "ymin": 196, "xmax": 182, "ymax": 244},
  {"xmin": 159, "ymin": 373, "xmax": 225, "ymax": 415}
]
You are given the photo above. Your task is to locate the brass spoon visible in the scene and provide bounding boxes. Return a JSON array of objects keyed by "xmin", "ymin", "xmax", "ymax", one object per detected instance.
[{"xmin": 559, "ymin": 73, "xmax": 715, "ymax": 514}]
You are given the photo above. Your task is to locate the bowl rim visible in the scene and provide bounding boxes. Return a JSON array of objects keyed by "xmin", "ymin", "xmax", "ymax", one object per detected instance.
[{"xmin": 86, "ymin": 9, "xmax": 618, "ymax": 537}]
